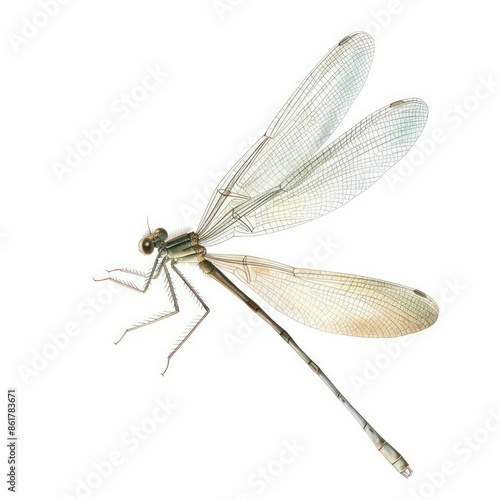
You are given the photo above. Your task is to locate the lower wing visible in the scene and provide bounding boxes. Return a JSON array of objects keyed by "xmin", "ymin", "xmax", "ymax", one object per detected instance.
[{"xmin": 206, "ymin": 253, "xmax": 438, "ymax": 337}]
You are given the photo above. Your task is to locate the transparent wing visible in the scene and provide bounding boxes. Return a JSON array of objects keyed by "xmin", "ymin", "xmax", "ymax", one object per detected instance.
[
  {"xmin": 206, "ymin": 254, "xmax": 438, "ymax": 337},
  {"xmin": 197, "ymin": 32, "xmax": 375, "ymax": 241},
  {"xmin": 198, "ymin": 98, "xmax": 428, "ymax": 246}
]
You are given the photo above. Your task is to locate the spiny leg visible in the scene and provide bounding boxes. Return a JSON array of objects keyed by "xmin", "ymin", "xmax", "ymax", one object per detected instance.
[
  {"xmin": 93, "ymin": 256, "xmax": 161, "ymax": 293},
  {"xmin": 162, "ymin": 261, "xmax": 210, "ymax": 375},
  {"xmin": 94, "ymin": 258, "xmax": 180, "ymax": 342},
  {"xmin": 113, "ymin": 262, "xmax": 179, "ymax": 344},
  {"xmin": 105, "ymin": 266, "xmax": 162, "ymax": 279},
  {"xmin": 105, "ymin": 267, "xmax": 148, "ymax": 277}
]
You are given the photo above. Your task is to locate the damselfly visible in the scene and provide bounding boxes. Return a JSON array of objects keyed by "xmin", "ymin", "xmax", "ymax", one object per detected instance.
[{"xmin": 96, "ymin": 32, "xmax": 438, "ymax": 477}]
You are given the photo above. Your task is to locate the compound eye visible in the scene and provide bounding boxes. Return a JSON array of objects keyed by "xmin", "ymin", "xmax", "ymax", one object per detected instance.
[
  {"xmin": 155, "ymin": 228, "xmax": 168, "ymax": 241},
  {"xmin": 139, "ymin": 237, "xmax": 154, "ymax": 255}
]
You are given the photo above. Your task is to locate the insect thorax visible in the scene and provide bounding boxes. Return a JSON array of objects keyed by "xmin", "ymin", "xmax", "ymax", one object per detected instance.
[{"xmin": 165, "ymin": 232, "xmax": 205, "ymax": 262}]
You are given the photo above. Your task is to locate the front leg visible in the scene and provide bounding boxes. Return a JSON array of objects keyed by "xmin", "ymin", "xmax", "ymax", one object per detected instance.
[
  {"xmin": 161, "ymin": 261, "xmax": 210, "ymax": 375},
  {"xmin": 94, "ymin": 259, "xmax": 179, "ymax": 343},
  {"xmin": 93, "ymin": 255, "xmax": 161, "ymax": 293}
]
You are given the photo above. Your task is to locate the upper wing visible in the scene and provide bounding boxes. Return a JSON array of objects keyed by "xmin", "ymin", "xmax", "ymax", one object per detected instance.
[
  {"xmin": 197, "ymin": 32, "xmax": 375, "ymax": 242},
  {"xmin": 206, "ymin": 253, "xmax": 438, "ymax": 337},
  {"xmin": 198, "ymin": 98, "xmax": 428, "ymax": 246}
]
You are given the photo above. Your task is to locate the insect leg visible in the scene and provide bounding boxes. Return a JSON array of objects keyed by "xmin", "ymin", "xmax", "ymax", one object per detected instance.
[
  {"xmin": 96, "ymin": 259, "xmax": 180, "ymax": 343},
  {"xmin": 93, "ymin": 256, "xmax": 161, "ymax": 293},
  {"xmin": 162, "ymin": 260, "xmax": 210, "ymax": 375}
]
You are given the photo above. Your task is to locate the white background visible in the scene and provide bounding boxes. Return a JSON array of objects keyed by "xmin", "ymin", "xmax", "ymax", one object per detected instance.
[{"xmin": 3, "ymin": 1, "xmax": 498, "ymax": 499}]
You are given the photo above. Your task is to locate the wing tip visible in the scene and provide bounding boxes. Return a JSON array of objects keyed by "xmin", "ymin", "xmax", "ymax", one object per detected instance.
[
  {"xmin": 389, "ymin": 97, "xmax": 428, "ymax": 113},
  {"xmin": 412, "ymin": 288, "xmax": 440, "ymax": 331},
  {"xmin": 338, "ymin": 31, "xmax": 375, "ymax": 54},
  {"xmin": 341, "ymin": 31, "xmax": 374, "ymax": 43}
]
